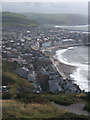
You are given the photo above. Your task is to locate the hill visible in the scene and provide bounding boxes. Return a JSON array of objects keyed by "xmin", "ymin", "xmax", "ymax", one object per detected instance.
[
  {"xmin": 2, "ymin": 12, "xmax": 38, "ymax": 27},
  {"xmin": 2, "ymin": 12, "xmax": 88, "ymax": 27},
  {"xmin": 2, "ymin": 61, "xmax": 34, "ymax": 98},
  {"xmin": 2, "ymin": 61, "xmax": 89, "ymax": 119},
  {"xmin": 23, "ymin": 13, "xmax": 88, "ymax": 26}
]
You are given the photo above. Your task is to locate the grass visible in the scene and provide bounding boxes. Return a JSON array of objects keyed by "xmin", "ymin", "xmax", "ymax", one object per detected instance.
[
  {"xmin": 2, "ymin": 61, "xmax": 89, "ymax": 119},
  {"xmin": 84, "ymin": 102, "xmax": 90, "ymax": 112},
  {"xmin": 40, "ymin": 93, "xmax": 87, "ymax": 106},
  {"xmin": 14, "ymin": 92, "xmax": 87, "ymax": 106},
  {"xmin": 24, "ymin": 13, "xmax": 87, "ymax": 26},
  {"xmin": 2, "ymin": 72, "xmax": 34, "ymax": 98},
  {"xmin": 2, "ymin": 99, "xmax": 90, "ymax": 119},
  {"xmin": 2, "ymin": 61, "xmax": 34, "ymax": 98},
  {"xmin": 83, "ymin": 92, "xmax": 90, "ymax": 112},
  {"xmin": 2, "ymin": 61, "xmax": 87, "ymax": 105},
  {"xmin": 3, "ymin": 71, "xmax": 33, "ymax": 87},
  {"xmin": 59, "ymin": 113, "xmax": 90, "ymax": 120},
  {"xmin": 2, "ymin": 99, "xmax": 67, "ymax": 118},
  {"xmin": 2, "ymin": 12, "xmax": 38, "ymax": 27},
  {"xmin": 2, "ymin": 61, "xmax": 19, "ymax": 73}
]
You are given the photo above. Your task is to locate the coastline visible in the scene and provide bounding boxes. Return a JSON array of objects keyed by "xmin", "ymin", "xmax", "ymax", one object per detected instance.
[
  {"xmin": 51, "ymin": 57, "xmax": 76, "ymax": 80},
  {"xmin": 43, "ymin": 46, "xmax": 77, "ymax": 80},
  {"xmin": 42, "ymin": 46, "xmax": 86, "ymax": 93}
]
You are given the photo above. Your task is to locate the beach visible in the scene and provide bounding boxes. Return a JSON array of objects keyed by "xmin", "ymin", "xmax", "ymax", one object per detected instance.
[
  {"xmin": 43, "ymin": 46, "xmax": 77, "ymax": 80},
  {"xmin": 42, "ymin": 46, "xmax": 88, "ymax": 92}
]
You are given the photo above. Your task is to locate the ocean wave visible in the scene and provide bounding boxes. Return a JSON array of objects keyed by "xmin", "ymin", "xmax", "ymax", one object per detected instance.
[
  {"xmin": 55, "ymin": 25, "xmax": 88, "ymax": 28},
  {"xmin": 55, "ymin": 25, "xmax": 88, "ymax": 32},
  {"xmin": 55, "ymin": 47, "xmax": 89, "ymax": 92}
]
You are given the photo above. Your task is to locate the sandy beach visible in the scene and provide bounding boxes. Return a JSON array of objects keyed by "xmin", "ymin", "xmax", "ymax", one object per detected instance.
[
  {"xmin": 42, "ymin": 45, "xmax": 89, "ymax": 92},
  {"xmin": 51, "ymin": 58, "xmax": 76, "ymax": 80},
  {"xmin": 43, "ymin": 46, "xmax": 77, "ymax": 81}
]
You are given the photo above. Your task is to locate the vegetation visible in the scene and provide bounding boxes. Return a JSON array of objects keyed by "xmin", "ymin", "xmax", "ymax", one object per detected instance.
[
  {"xmin": 23, "ymin": 13, "xmax": 88, "ymax": 26},
  {"xmin": 84, "ymin": 102, "xmax": 90, "ymax": 112},
  {"xmin": 2, "ymin": 99, "xmax": 67, "ymax": 118},
  {"xmin": 40, "ymin": 93, "xmax": 87, "ymax": 106},
  {"xmin": 2, "ymin": 61, "xmax": 19, "ymax": 73},
  {"xmin": 2, "ymin": 99, "xmax": 90, "ymax": 119},
  {"xmin": 2, "ymin": 12, "xmax": 38, "ymax": 27},
  {"xmin": 2, "ymin": 12, "xmax": 87, "ymax": 28},
  {"xmin": 59, "ymin": 113, "xmax": 90, "ymax": 120},
  {"xmin": 84, "ymin": 92, "xmax": 90, "ymax": 112},
  {"xmin": 2, "ymin": 61, "xmax": 89, "ymax": 119},
  {"xmin": 2, "ymin": 61, "xmax": 87, "ymax": 105},
  {"xmin": 2, "ymin": 61, "xmax": 34, "ymax": 98}
]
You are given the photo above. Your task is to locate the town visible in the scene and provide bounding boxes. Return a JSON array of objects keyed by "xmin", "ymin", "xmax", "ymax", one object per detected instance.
[{"xmin": 2, "ymin": 26, "xmax": 89, "ymax": 94}]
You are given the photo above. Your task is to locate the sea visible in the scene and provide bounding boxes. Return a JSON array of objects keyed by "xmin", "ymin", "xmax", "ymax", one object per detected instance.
[
  {"xmin": 55, "ymin": 25, "xmax": 89, "ymax": 92},
  {"xmin": 55, "ymin": 25, "xmax": 89, "ymax": 32}
]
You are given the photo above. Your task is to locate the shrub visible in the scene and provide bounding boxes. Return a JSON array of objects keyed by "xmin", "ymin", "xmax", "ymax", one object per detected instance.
[
  {"xmin": 84, "ymin": 102, "xmax": 90, "ymax": 112},
  {"xmin": 59, "ymin": 112, "xmax": 89, "ymax": 120},
  {"xmin": 54, "ymin": 98, "xmax": 74, "ymax": 106},
  {"xmin": 2, "ymin": 92, "xmax": 11, "ymax": 99},
  {"xmin": 16, "ymin": 93, "xmax": 49, "ymax": 104}
]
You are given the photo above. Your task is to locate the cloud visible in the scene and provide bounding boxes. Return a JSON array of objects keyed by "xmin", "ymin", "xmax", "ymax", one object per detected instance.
[
  {"xmin": 2, "ymin": 2, "xmax": 88, "ymax": 15},
  {"xmin": 1, "ymin": 0, "xmax": 89, "ymax": 2}
]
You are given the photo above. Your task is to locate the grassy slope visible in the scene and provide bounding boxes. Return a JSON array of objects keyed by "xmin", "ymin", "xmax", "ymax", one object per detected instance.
[
  {"xmin": 2, "ymin": 61, "xmax": 34, "ymax": 98},
  {"xmin": 23, "ymin": 13, "xmax": 88, "ymax": 26},
  {"xmin": 2, "ymin": 100, "xmax": 67, "ymax": 118},
  {"xmin": 2, "ymin": 12, "xmax": 38, "ymax": 27},
  {"xmin": 2, "ymin": 61, "xmax": 87, "ymax": 105},
  {"xmin": 2, "ymin": 99, "xmax": 89, "ymax": 119},
  {"xmin": 2, "ymin": 61, "xmax": 67, "ymax": 118},
  {"xmin": 2, "ymin": 61, "xmax": 89, "ymax": 119},
  {"xmin": 2, "ymin": 12, "xmax": 87, "ymax": 27}
]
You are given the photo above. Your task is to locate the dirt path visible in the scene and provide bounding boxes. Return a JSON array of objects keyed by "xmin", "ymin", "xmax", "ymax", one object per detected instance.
[{"xmin": 51, "ymin": 102, "xmax": 89, "ymax": 116}]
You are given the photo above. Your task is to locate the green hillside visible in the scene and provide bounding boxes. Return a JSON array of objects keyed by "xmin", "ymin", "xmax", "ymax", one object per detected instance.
[
  {"xmin": 23, "ymin": 13, "xmax": 88, "ymax": 26},
  {"xmin": 2, "ymin": 12, "xmax": 87, "ymax": 27},
  {"xmin": 2, "ymin": 12, "xmax": 38, "ymax": 27}
]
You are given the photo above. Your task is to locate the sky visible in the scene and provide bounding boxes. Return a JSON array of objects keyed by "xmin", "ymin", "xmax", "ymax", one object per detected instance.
[
  {"xmin": 2, "ymin": 2, "xmax": 88, "ymax": 15},
  {"xmin": 1, "ymin": 1, "xmax": 88, "ymax": 15},
  {"xmin": 1, "ymin": 0, "xmax": 89, "ymax": 2}
]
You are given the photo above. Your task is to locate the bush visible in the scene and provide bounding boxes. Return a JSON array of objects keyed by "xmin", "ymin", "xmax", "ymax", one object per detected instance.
[
  {"xmin": 84, "ymin": 102, "xmax": 90, "ymax": 112},
  {"xmin": 80, "ymin": 94, "xmax": 87, "ymax": 100},
  {"xmin": 43, "ymin": 94, "xmax": 75, "ymax": 106},
  {"xmin": 16, "ymin": 93, "xmax": 49, "ymax": 104},
  {"xmin": 83, "ymin": 93, "xmax": 90, "ymax": 112},
  {"xmin": 87, "ymin": 92, "xmax": 90, "ymax": 101},
  {"xmin": 59, "ymin": 112, "xmax": 90, "ymax": 120},
  {"xmin": 54, "ymin": 98, "xmax": 74, "ymax": 106},
  {"xmin": 2, "ymin": 92, "xmax": 11, "ymax": 99}
]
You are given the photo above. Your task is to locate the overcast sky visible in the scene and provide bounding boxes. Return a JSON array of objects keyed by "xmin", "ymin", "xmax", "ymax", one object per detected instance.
[
  {"xmin": 1, "ymin": 0, "xmax": 89, "ymax": 2},
  {"xmin": 2, "ymin": 2, "xmax": 88, "ymax": 15}
]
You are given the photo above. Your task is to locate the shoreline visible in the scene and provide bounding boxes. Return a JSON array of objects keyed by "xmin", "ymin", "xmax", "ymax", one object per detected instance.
[
  {"xmin": 42, "ymin": 46, "xmax": 86, "ymax": 93},
  {"xmin": 43, "ymin": 46, "xmax": 77, "ymax": 80},
  {"xmin": 50, "ymin": 57, "xmax": 76, "ymax": 80}
]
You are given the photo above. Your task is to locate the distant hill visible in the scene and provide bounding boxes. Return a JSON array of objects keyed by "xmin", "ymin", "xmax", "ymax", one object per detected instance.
[
  {"xmin": 2, "ymin": 12, "xmax": 38, "ymax": 27},
  {"xmin": 23, "ymin": 13, "xmax": 88, "ymax": 26},
  {"xmin": 2, "ymin": 12, "xmax": 88, "ymax": 27}
]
